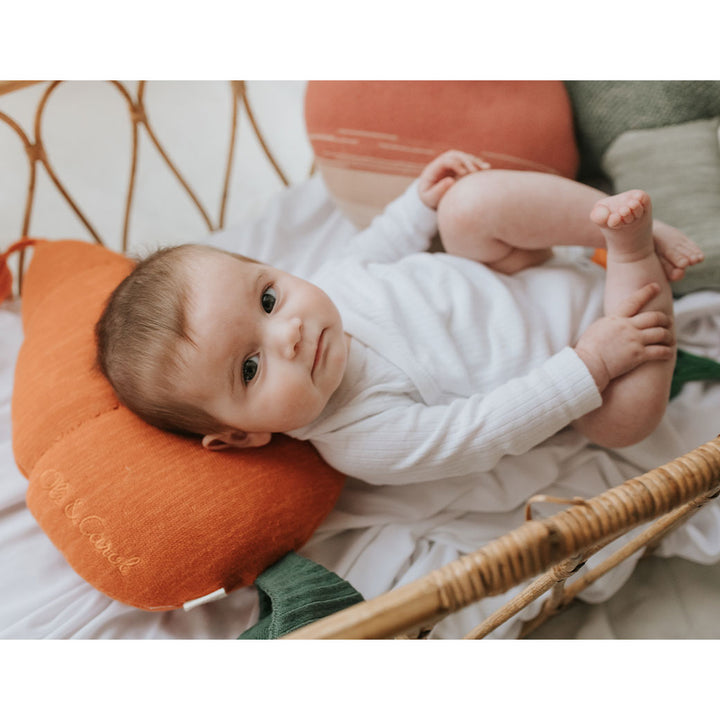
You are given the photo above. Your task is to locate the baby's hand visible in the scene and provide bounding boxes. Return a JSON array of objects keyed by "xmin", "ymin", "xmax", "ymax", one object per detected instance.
[
  {"xmin": 418, "ymin": 150, "xmax": 490, "ymax": 209},
  {"xmin": 574, "ymin": 283, "xmax": 675, "ymax": 393}
]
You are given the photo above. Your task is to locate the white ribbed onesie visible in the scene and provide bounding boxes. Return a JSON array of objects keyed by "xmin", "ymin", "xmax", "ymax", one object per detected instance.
[{"xmin": 286, "ymin": 182, "xmax": 607, "ymax": 485}]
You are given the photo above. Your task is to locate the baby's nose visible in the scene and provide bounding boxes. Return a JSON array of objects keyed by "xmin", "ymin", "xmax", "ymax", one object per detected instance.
[{"xmin": 278, "ymin": 317, "xmax": 303, "ymax": 359}]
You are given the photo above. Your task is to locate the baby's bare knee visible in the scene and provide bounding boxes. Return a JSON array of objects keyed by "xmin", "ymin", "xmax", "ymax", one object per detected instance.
[
  {"xmin": 437, "ymin": 173, "xmax": 501, "ymax": 256},
  {"xmin": 438, "ymin": 176, "xmax": 478, "ymax": 247}
]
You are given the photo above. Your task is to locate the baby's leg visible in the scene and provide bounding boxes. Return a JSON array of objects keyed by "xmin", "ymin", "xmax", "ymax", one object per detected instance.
[
  {"xmin": 572, "ymin": 191, "xmax": 675, "ymax": 448},
  {"xmin": 438, "ymin": 169, "xmax": 703, "ymax": 278},
  {"xmin": 438, "ymin": 170, "xmax": 608, "ymax": 272}
]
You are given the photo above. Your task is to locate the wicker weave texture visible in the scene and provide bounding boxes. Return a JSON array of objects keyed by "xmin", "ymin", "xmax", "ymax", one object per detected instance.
[{"xmin": 287, "ymin": 436, "xmax": 720, "ymax": 638}]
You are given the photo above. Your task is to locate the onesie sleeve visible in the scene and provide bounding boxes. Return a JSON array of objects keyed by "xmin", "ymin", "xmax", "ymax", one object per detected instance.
[
  {"xmin": 343, "ymin": 180, "xmax": 438, "ymax": 264},
  {"xmin": 308, "ymin": 347, "xmax": 603, "ymax": 485}
]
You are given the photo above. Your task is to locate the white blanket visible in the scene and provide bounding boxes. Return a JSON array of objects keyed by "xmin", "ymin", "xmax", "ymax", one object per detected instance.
[{"xmin": 2, "ymin": 176, "xmax": 720, "ymax": 638}]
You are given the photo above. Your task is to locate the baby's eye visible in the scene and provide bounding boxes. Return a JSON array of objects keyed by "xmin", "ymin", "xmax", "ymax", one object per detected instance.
[
  {"xmin": 242, "ymin": 355, "xmax": 259, "ymax": 384},
  {"xmin": 261, "ymin": 286, "xmax": 277, "ymax": 314}
]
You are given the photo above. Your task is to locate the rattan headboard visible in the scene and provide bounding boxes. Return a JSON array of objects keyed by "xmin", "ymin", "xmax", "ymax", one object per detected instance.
[{"xmin": 0, "ymin": 80, "xmax": 310, "ymax": 296}]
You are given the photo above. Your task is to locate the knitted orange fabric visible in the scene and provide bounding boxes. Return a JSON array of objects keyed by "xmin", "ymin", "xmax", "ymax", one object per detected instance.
[
  {"xmin": 592, "ymin": 248, "xmax": 608, "ymax": 268},
  {"xmin": 7, "ymin": 239, "xmax": 344, "ymax": 610}
]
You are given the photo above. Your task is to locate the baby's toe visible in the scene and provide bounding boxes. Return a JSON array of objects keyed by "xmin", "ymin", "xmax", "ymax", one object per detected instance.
[
  {"xmin": 608, "ymin": 212, "xmax": 625, "ymax": 228},
  {"xmin": 590, "ymin": 203, "xmax": 611, "ymax": 226}
]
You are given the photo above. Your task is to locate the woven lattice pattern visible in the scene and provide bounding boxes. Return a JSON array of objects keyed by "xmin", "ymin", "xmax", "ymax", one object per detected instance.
[{"xmin": 0, "ymin": 81, "xmax": 288, "ymax": 296}]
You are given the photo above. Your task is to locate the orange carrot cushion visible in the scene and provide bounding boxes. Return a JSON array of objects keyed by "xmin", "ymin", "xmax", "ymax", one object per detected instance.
[
  {"xmin": 7, "ymin": 239, "xmax": 344, "ymax": 611},
  {"xmin": 305, "ymin": 81, "xmax": 579, "ymax": 227}
]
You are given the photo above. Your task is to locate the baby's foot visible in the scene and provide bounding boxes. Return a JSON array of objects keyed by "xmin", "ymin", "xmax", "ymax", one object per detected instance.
[
  {"xmin": 653, "ymin": 220, "xmax": 704, "ymax": 282},
  {"xmin": 590, "ymin": 190, "xmax": 654, "ymax": 262}
]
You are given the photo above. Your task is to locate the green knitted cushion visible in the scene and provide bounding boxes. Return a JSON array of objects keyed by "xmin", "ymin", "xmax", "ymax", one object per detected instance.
[
  {"xmin": 602, "ymin": 117, "xmax": 720, "ymax": 295},
  {"xmin": 566, "ymin": 81, "xmax": 720, "ymax": 181}
]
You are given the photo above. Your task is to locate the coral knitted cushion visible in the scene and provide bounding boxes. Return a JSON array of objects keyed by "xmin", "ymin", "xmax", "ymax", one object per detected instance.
[
  {"xmin": 8, "ymin": 239, "xmax": 344, "ymax": 611},
  {"xmin": 305, "ymin": 81, "xmax": 579, "ymax": 228}
]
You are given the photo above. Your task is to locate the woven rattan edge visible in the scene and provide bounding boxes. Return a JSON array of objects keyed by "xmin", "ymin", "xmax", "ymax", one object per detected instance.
[{"xmin": 286, "ymin": 436, "xmax": 720, "ymax": 639}]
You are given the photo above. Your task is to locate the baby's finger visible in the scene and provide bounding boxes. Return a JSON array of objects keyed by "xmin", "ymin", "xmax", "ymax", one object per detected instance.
[
  {"xmin": 447, "ymin": 153, "xmax": 476, "ymax": 176},
  {"xmin": 456, "ymin": 152, "xmax": 489, "ymax": 173},
  {"xmin": 441, "ymin": 150, "xmax": 479, "ymax": 176},
  {"xmin": 423, "ymin": 176, "xmax": 455, "ymax": 208},
  {"xmin": 462, "ymin": 156, "xmax": 479, "ymax": 173},
  {"xmin": 421, "ymin": 162, "xmax": 452, "ymax": 186},
  {"xmin": 641, "ymin": 344, "xmax": 676, "ymax": 362},
  {"xmin": 616, "ymin": 283, "xmax": 661, "ymax": 317},
  {"xmin": 631, "ymin": 310, "xmax": 672, "ymax": 329},
  {"xmin": 471, "ymin": 155, "xmax": 492, "ymax": 171},
  {"xmin": 640, "ymin": 327, "xmax": 675, "ymax": 346}
]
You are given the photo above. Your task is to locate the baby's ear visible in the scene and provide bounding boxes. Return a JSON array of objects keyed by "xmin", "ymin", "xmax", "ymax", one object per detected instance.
[{"xmin": 202, "ymin": 429, "xmax": 272, "ymax": 451}]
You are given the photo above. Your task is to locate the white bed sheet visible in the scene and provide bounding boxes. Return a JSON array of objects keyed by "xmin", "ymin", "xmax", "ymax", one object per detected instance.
[{"xmin": 3, "ymin": 175, "xmax": 720, "ymax": 639}]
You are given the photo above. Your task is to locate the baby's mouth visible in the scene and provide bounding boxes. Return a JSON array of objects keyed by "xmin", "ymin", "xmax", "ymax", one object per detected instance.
[{"xmin": 312, "ymin": 329, "xmax": 325, "ymax": 376}]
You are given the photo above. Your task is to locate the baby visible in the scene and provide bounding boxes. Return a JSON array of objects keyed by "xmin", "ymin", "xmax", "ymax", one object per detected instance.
[{"xmin": 95, "ymin": 151, "xmax": 703, "ymax": 485}]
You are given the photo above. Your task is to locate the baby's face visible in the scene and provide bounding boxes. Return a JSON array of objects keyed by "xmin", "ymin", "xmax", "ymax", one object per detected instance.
[{"xmin": 177, "ymin": 251, "xmax": 349, "ymax": 437}]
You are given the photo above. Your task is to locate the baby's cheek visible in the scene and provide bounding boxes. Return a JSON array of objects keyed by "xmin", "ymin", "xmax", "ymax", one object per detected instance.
[{"xmin": 265, "ymin": 381, "xmax": 318, "ymax": 431}]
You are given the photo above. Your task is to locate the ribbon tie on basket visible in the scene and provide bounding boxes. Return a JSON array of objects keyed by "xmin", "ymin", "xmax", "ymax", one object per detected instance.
[{"xmin": 0, "ymin": 238, "xmax": 37, "ymax": 304}]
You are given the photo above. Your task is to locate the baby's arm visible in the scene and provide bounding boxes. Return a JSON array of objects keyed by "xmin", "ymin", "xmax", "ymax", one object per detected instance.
[
  {"xmin": 344, "ymin": 181, "xmax": 439, "ymax": 264},
  {"xmin": 344, "ymin": 150, "xmax": 489, "ymax": 265},
  {"xmin": 307, "ymin": 288, "xmax": 672, "ymax": 486},
  {"xmin": 309, "ymin": 346, "xmax": 602, "ymax": 486}
]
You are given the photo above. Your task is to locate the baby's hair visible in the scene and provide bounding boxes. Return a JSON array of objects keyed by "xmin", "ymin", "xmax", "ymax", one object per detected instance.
[{"xmin": 95, "ymin": 244, "xmax": 257, "ymax": 437}]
